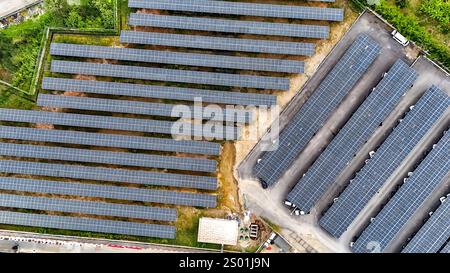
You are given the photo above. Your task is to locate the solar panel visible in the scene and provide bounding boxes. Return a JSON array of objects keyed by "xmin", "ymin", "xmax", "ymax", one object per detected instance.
[
  {"xmin": 37, "ymin": 94, "xmax": 253, "ymax": 124},
  {"xmin": 352, "ymin": 131, "xmax": 450, "ymax": 253},
  {"xmin": 286, "ymin": 60, "xmax": 418, "ymax": 213},
  {"xmin": 441, "ymin": 242, "xmax": 450, "ymax": 253},
  {"xmin": 51, "ymin": 60, "xmax": 290, "ymax": 90},
  {"xmin": 50, "ymin": 43, "xmax": 304, "ymax": 73},
  {"xmin": 319, "ymin": 86, "xmax": 450, "ymax": 238},
  {"xmin": 253, "ymin": 34, "xmax": 381, "ymax": 187},
  {"xmin": 0, "ymin": 125, "xmax": 221, "ymax": 156},
  {"xmin": 42, "ymin": 77, "xmax": 277, "ymax": 106},
  {"xmin": 402, "ymin": 198, "xmax": 450, "ymax": 253},
  {"xmin": 0, "ymin": 193, "xmax": 177, "ymax": 221},
  {"xmin": 0, "ymin": 177, "xmax": 217, "ymax": 207},
  {"xmin": 128, "ymin": 0, "xmax": 344, "ymax": 21},
  {"xmin": 0, "ymin": 142, "xmax": 217, "ymax": 173},
  {"xmin": 0, "ymin": 108, "xmax": 241, "ymax": 140},
  {"xmin": 120, "ymin": 31, "xmax": 315, "ymax": 56},
  {"xmin": 0, "ymin": 210, "xmax": 176, "ymax": 239},
  {"xmin": 128, "ymin": 13, "xmax": 329, "ymax": 39},
  {"xmin": 0, "ymin": 160, "xmax": 217, "ymax": 190}
]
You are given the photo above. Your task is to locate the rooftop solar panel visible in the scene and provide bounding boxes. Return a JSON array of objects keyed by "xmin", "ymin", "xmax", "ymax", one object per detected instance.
[
  {"xmin": 128, "ymin": 0, "xmax": 344, "ymax": 22},
  {"xmin": 352, "ymin": 131, "xmax": 449, "ymax": 253},
  {"xmin": 0, "ymin": 142, "xmax": 217, "ymax": 173},
  {"xmin": 0, "ymin": 125, "xmax": 221, "ymax": 156},
  {"xmin": 0, "ymin": 177, "xmax": 217, "ymax": 207},
  {"xmin": 319, "ymin": 86, "xmax": 450, "ymax": 238},
  {"xmin": 42, "ymin": 77, "xmax": 277, "ymax": 106},
  {"xmin": 0, "ymin": 109, "xmax": 241, "ymax": 140},
  {"xmin": 0, "ymin": 210, "xmax": 176, "ymax": 239},
  {"xmin": 0, "ymin": 193, "xmax": 177, "ymax": 221},
  {"xmin": 286, "ymin": 59, "xmax": 418, "ymax": 213},
  {"xmin": 253, "ymin": 34, "xmax": 381, "ymax": 187},
  {"xmin": 120, "ymin": 31, "xmax": 315, "ymax": 56},
  {"xmin": 51, "ymin": 42, "xmax": 304, "ymax": 73},
  {"xmin": 128, "ymin": 13, "xmax": 329, "ymax": 39},
  {"xmin": 37, "ymin": 94, "xmax": 253, "ymax": 124},
  {"xmin": 51, "ymin": 60, "xmax": 290, "ymax": 90},
  {"xmin": 441, "ymin": 242, "xmax": 450, "ymax": 253},
  {"xmin": 402, "ymin": 198, "xmax": 450, "ymax": 253},
  {"xmin": 0, "ymin": 160, "xmax": 217, "ymax": 190}
]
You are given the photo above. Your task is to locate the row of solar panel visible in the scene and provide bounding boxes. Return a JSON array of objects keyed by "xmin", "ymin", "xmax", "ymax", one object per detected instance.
[
  {"xmin": 120, "ymin": 31, "xmax": 315, "ymax": 56},
  {"xmin": 37, "ymin": 94, "xmax": 253, "ymax": 124},
  {"xmin": 352, "ymin": 131, "xmax": 449, "ymax": 253},
  {"xmin": 128, "ymin": 0, "xmax": 344, "ymax": 21},
  {"xmin": 50, "ymin": 43, "xmax": 304, "ymax": 73},
  {"xmin": 0, "ymin": 193, "xmax": 177, "ymax": 221},
  {"xmin": 50, "ymin": 60, "xmax": 290, "ymax": 90},
  {"xmin": 42, "ymin": 77, "xmax": 277, "ymax": 106},
  {"xmin": 319, "ymin": 86, "xmax": 450, "ymax": 238},
  {"xmin": 0, "ymin": 160, "xmax": 217, "ymax": 190},
  {"xmin": 0, "ymin": 108, "xmax": 242, "ymax": 140},
  {"xmin": 0, "ymin": 210, "xmax": 176, "ymax": 239},
  {"xmin": 0, "ymin": 125, "xmax": 220, "ymax": 156},
  {"xmin": 128, "ymin": 13, "xmax": 329, "ymax": 39},
  {"xmin": 0, "ymin": 142, "xmax": 217, "ymax": 173},
  {"xmin": 0, "ymin": 177, "xmax": 217, "ymax": 208},
  {"xmin": 286, "ymin": 59, "xmax": 418, "ymax": 213},
  {"xmin": 253, "ymin": 34, "xmax": 382, "ymax": 187}
]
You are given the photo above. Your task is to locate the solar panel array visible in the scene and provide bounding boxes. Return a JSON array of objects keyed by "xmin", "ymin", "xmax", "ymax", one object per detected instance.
[
  {"xmin": 286, "ymin": 60, "xmax": 418, "ymax": 213},
  {"xmin": 319, "ymin": 86, "xmax": 450, "ymax": 238},
  {"xmin": 51, "ymin": 60, "xmax": 290, "ymax": 90},
  {"xmin": 441, "ymin": 242, "xmax": 450, "ymax": 253},
  {"xmin": 0, "ymin": 142, "xmax": 217, "ymax": 173},
  {"xmin": 0, "ymin": 193, "xmax": 177, "ymax": 221},
  {"xmin": 0, "ymin": 108, "xmax": 241, "ymax": 140},
  {"xmin": 0, "ymin": 160, "xmax": 217, "ymax": 190},
  {"xmin": 42, "ymin": 77, "xmax": 277, "ymax": 106},
  {"xmin": 128, "ymin": 13, "xmax": 329, "ymax": 39},
  {"xmin": 0, "ymin": 125, "xmax": 221, "ymax": 155},
  {"xmin": 37, "ymin": 94, "xmax": 253, "ymax": 124},
  {"xmin": 128, "ymin": 0, "xmax": 344, "ymax": 21},
  {"xmin": 253, "ymin": 34, "xmax": 381, "ymax": 187},
  {"xmin": 352, "ymin": 132, "xmax": 449, "ymax": 253},
  {"xmin": 120, "ymin": 31, "xmax": 316, "ymax": 56},
  {"xmin": 0, "ymin": 210, "xmax": 176, "ymax": 239},
  {"xmin": 50, "ymin": 43, "xmax": 304, "ymax": 74},
  {"xmin": 0, "ymin": 177, "xmax": 217, "ymax": 208},
  {"xmin": 402, "ymin": 198, "xmax": 450, "ymax": 253}
]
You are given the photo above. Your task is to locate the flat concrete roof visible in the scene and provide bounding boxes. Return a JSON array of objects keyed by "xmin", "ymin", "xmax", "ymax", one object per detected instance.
[
  {"xmin": 0, "ymin": 0, "xmax": 41, "ymax": 19},
  {"xmin": 197, "ymin": 217, "xmax": 239, "ymax": 246}
]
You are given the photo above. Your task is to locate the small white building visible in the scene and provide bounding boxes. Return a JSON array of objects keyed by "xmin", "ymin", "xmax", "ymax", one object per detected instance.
[{"xmin": 197, "ymin": 217, "xmax": 239, "ymax": 246}]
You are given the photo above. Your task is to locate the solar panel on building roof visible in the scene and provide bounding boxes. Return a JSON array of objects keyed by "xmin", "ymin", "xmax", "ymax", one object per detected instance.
[
  {"xmin": 441, "ymin": 242, "xmax": 450, "ymax": 253},
  {"xmin": 319, "ymin": 86, "xmax": 450, "ymax": 238},
  {"xmin": 128, "ymin": 0, "xmax": 344, "ymax": 21},
  {"xmin": 120, "ymin": 31, "xmax": 315, "ymax": 56},
  {"xmin": 50, "ymin": 60, "xmax": 290, "ymax": 90},
  {"xmin": 286, "ymin": 59, "xmax": 418, "ymax": 213},
  {"xmin": 0, "ymin": 210, "xmax": 176, "ymax": 239},
  {"xmin": 253, "ymin": 34, "xmax": 381, "ymax": 187}
]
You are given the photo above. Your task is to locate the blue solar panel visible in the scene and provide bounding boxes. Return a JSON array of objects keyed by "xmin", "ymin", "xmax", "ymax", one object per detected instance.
[
  {"xmin": 0, "ymin": 177, "xmax": 217, "ymax": 208},
  {"xmin": 51, "ymin": 60, "xmax": 290, "ymax": 90},
  {"xmin": 120, "ymin": 31, "xmax": 315, "ymax": 56},
  {"xmin": 352, "ymin": 131, "xmax": 449, "ymax": 253},
  {"xmin": 320, "ymin": 86, "xmax": 450, "ymax": 238},
  {"xmin": 128, "ymin": 0, "xmax": 344, "ymax": 21},
  {"xmin": 128, "ymin": 13, "xmax": 329, "ymax": 39},
  {"xmin": 37, "ymin": 94, "xmax": 253, "ymax": 124},
  {"xmin": 0, "ymin": 142, "xmax": 217, "ymax": 173},
  {"xmin": 286, "ymin": 60, "xmax": 418, "ymax": 213},
  {"xmin": 0, "ymin": 193, "xmax": 177, "ymax": 221},
  {"xmin": 253, "ymin": 34, "xmax": 381, "ymax": 187},
  {"xmin": 42, "ymin": 77, "xmax": 277, "ymax": 106},
  {"xmin": 402, "ymin": 198, "xmax": 450, "ymax": 253},
  {"xmin": 0, "ymin": 210, "xmax": 176, "ymax": 239},
  {"xmin": 0, "ymin": 108, "xmax": 241, "ymax": 140},
  {"xmin": 441, "ymin": 242, "xmax": 450, "ymax": 253},
  {"xmin": 0, "ymin": 160, "xmax": 217, "ymax": 190}
]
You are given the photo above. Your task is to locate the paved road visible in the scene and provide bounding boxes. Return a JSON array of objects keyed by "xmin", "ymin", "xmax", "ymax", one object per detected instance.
[{"xmin": 0, "ymin": 0, "xmax": 41, "ymax": 19}]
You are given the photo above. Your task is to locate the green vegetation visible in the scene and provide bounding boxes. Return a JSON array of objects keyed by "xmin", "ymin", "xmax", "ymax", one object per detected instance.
[{"xmin": 418, "ymin": 0, "xmax": 450, "ymax": 33}]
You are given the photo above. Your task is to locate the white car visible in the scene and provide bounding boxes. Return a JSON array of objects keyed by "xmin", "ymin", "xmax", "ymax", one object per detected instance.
[{"xmin": 392, "ymin": 30, "xmax": 409, "ymax": 47}]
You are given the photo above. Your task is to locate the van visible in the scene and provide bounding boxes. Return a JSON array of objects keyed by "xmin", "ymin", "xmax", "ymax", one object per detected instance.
[{"xmin": 392, "ymin": 30, "xmax": 409, "ymax": 47}]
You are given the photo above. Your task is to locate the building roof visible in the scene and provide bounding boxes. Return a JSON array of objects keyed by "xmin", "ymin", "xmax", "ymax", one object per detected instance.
[{"xmin": 197, "ymin": 217, "xmax": 239, "ymax": 246}]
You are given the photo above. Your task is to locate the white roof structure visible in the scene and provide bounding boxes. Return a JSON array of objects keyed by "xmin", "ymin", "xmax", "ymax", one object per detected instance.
[{"xmin": 197, "ymin": 217, "xmax": 239, "ymax": 246}]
